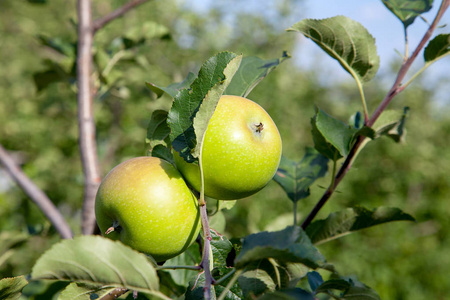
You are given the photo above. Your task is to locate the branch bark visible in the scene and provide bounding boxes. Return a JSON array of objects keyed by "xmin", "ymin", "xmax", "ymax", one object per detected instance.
[
  {"xmin": 0, "ymin": 144, "xmax": 73, "ymax": 239},
  {"xmin": 92, "ymin": 0, "xmax": 151, "ymax": 33},
  {"xmin": 77, "ymin": 0, "xmax": 101, "ymax": 235}
]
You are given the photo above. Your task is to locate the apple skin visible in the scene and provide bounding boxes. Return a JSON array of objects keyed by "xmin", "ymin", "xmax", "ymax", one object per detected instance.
[
  {"xmin": 174, "ymin": 95, "xmax": 282, "ymax": 200},
  {"xmin": 95, "ymin": 157, "xmax": 201, "ymax": 262}
]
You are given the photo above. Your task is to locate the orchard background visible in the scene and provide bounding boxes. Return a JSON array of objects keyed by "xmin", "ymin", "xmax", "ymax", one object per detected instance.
[{"xmin": 0, "ymin": 0, "xmax": 449, "ymax": 299}]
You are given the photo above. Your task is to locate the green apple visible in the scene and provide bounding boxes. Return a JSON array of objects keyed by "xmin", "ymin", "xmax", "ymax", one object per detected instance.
[
  {"xmin": 174, "ymin": 95, "xmax": 282, "ymax": 200},
  {"xmin": 95, "ymin": 156, "xmax": 201, "ymax": 262}
]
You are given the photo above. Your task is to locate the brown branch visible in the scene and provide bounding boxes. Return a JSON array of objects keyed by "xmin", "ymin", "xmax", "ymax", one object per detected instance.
[
  {"xmin": 92, "ymin": 0, "xmax": 151, "ymax": 33},
  {"xmin": 0, "ymin": 144, "xmax": 73, "ymax": 239},
  {"xmin": 302, "ymin": 0, "xmax": 450, "ymax": 230},
  {"xmin": 77, "ymin": 0, "xmax": 101, "ymax": 235},
  {"xmin": 368, "ymin": 0, "xmax": 450, "ymax": 127}
]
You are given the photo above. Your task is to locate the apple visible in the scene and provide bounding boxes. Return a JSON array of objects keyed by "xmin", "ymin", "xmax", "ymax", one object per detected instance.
[
  {"xmin": 95, "ymin": 156, "xmax": 201, "ymax": 262},
  {"xmin": 174, "ymin": 95, "xmax": 282, "ymax": 200}
]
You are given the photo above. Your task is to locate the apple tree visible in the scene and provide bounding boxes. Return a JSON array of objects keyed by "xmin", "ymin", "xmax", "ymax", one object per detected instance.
[{"xmin": 1, "ymin": 0, "xmax": 450, "ymax": 299}]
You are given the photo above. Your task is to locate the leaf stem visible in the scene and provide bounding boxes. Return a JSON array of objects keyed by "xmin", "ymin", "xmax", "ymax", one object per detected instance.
[
  {"xmin": 355, "ymin": 78, "xmax": 369, "ymax": 123},
  {"xmin": 157, "ymin": 265, "xmax": 202, "ymax": 270},
  {"xmin": 404, "ymin": 26, "xmax": 409, "ymax": 60},
  {"xmin": 293, "ymin": 201, "xmax": 298, "ymax": 226},
  {"xmin": 217, "ymin": 269, "xmax": 244, "ymax": 300},
  {"xmin": 301, "ymin": 0, "xmax": 450, "ymax": 229}
]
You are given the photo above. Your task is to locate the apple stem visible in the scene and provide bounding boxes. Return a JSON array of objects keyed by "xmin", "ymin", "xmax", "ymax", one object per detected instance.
[
  {"xmin": 254, "ymin": 122, "xmax": 264, "ymax": 133},
  {"xmin": 105, "ymin": 220, "xmax": 121, "ymax": 235}
]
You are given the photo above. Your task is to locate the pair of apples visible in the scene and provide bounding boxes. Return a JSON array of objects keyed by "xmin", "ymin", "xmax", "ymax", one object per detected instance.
[{"xmin": 95, "ymin": 95, "xmax": 282, "ymax": 262}]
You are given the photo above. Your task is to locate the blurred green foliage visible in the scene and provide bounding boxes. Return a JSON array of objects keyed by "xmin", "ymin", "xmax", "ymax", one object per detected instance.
[{"xmin": 0, "ymin": 0, "xmax": 449, "ymax": 299}]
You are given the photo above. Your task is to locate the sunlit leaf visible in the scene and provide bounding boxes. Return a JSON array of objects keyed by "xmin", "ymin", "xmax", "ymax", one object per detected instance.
[
  {"xmin": 306, "ymin": 206, "xmax": 415, "ymax": 245},
  {"xmin": 288, "ymin": 16, "xmax": 379, "ymax": 83},
  {"xmin": 167, "ymin": 52, "xmax": 241, "ymax": 162},
  {"xmin": 273, "ymin": 149, "xmax": 329, "ymax": 203},
  {"xmin": 0, "ymin": 276, "xmax": 29, "ymax": 300},
  {"xmin": 235, "ymin": 226, "xmax": 325, "ymax": 269},
  {"xmin": 373, "ymin": 107, "xmax": 409, "ymax": 142},
  {"xmin": 225, "ymin": 51, "xmax": 290, "ymax": 97},
  {"xmin": 382, "ymin": 0, "xmax": 433, "ymax": 28},
  {"xmin": 146, "ymin": 72, "xmax": 197, "ymax": 99},
  {"xmin": 192, "ymin": 55, "xmax": 242, "ymax": 158},
  {"xmin": 424, "ymin": 34, "xmax": 450, "ymax": 63},
  {"xmin": 31, "ymin": 236, "xmax": 159, "ymax": 294}
]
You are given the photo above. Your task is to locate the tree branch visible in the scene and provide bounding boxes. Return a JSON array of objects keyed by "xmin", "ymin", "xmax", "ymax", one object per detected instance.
[
  {"xmin": 302, "ymin": 0, "xmax": 450, "ymax": 230},
  {"xmin": 92, "ymin": 0, "xmax": 151, "ymax": 33},
  {"xmin": 0, "ymin": 144, "xmax": 73, "ymax": 239},
  {"xmin": 77, "ymin": 0, "xmax": 101, "ymax": 235}
]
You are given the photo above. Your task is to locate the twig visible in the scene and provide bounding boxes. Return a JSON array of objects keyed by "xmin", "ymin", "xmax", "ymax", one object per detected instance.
[
  {"xmin": 368, "ymin": 0, "xmax": 450, "ymax": 128},
  {"xmin": 199, "ymin": 203, "xmax": 214, "ymax": 300},
  {"xmin": 77, "ymin": 0, "xmax": 102, "ymax": 235},
  {"xmin": 92, "ymin": 0, "xmax": 151, "ymax": 33},
  {"xmin": 0, "ymin": 144, "xmax": 73, "ymax": 239},
  {"xmin": 302, "ymin": 0, "xmax": 450, "ymax": 230}
]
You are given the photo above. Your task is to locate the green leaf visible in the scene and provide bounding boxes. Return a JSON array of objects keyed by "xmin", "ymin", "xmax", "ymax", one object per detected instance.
[
  {"xmin": 0, "ymin": 276, "xmax": 29, "ymax": 300},
  {"xmin": 124, "ymin": 21, "xmax": 170, "ymax": 44},
  {"xmin": 31, "ymin": 236, "xmax": 159, "ymax": 294},
  {"xmin": 146, "ymin": 72, "xmax": 197, "ymax": 99},
  {"xmin": 37, "ymin": 35, "xmax": 75, "ymax": 57},
  {"xmin": 58, "ymin": 282, "xmax": 117, "ymax": 300},
  {"xmin": 424, "ymin": 34, "xmax": 450, "ymax": 63},
  {"xmin": 307, "ymin": 271, "xmax": 323, "ymax": 291},
  {"xmin": 373, "ymin": 107, "xmax": 409, "ymax": 142},
  {"xmin": 257, "ymin": 288, "xmax": 315, "ymax": 300},
  {"xmin": 185, "ymin": 271, "xmax": 243, "ymax": 300},
  {"xmin": 288, "ymin": 16, "xmax": 379, "ymax": 83},
  {"xmin": 238, "ymin": 260, "xmax": 277, "ymax": 297},
  {"xmin": 311, "ymin": 107, "xmax": 358, "ymax": 160},
  {"xmin": 306, "ymin": 206, "xmax": 416, "ymax": 245},
  {"xmin": 225, "ymin": 51, "xmax": 290, "ymax": 97},
  {"xmin": 145, "ymin": 110, "xmax": 173, "ymax": 162},
  {"xmin": 150, "ymin": 145, "xmax": 174, "ymax": 164},
  {"xmin": 273, "ymin": 149, "xmax": 329, "ymax": 203},
  {"xmin": 192, "ymin": 55, "xmax": 242, "ymax": 158},
  {"xmin": 382, "ymin": 0, "xmax": 433, "ymax": 28},
  {"xmin": 210, "ymin": 230, "xmax": 234, "ymax": 268},
  {"xmin": 316, "ymin": 276, "xmax": 380, "ymax": 300},
  {"xmin": 167, "ymin": 52, "xmax": 241, "ymax": 161},
  {"xmin": 235, "ymin": 226, "xmax": 326, "ymax": 270},
  {"xmin": 0, "ymin": 232, "xmax": 28, "ymax": 267},
  {"xmin": 33, "ymin": 69, "xmax": 65, "ymax": 92},
  {"xmin": 146, "ymin": 110, "xmax": 170, "ymax": 149}
]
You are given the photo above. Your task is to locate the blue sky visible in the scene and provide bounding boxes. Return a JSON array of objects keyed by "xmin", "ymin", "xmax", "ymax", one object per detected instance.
[
  {"xmin": 300, "ymin": 1, "xmax": 449, "ymax": 75},
  {"xmin": 185, "ymin": 0, "xmax": 449, "ymax": 103}
]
